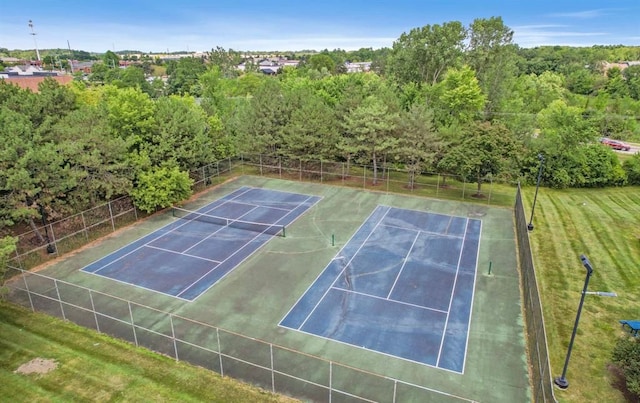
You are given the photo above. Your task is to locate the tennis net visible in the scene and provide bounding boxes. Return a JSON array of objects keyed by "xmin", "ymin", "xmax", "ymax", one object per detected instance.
[{"xmin": 172, "ymin": 207, "xmax": 285, "ymax": 237}]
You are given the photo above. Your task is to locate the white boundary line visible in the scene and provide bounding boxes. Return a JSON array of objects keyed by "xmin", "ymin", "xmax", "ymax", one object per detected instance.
[
  {"xmin": 281, "ymin": 205, "xmax": 483, "ymax": 374},
  {"xmin": 386, "ymin": 230, "xmax": 421, "ymax": 299},
  {"xmin": 81, "ymin": 186, "xmax": 322, "ymax": 301},
  {"xmin": 178, "ymin": 194, "xmax": 323, "ymax": 300},
  {"xmin": 436, "ymin": 218, "xmax": 468, "ymax": 367},
  {"xmin": 297, "ymin": 207, "xmax": 392, "ymax": 330}
]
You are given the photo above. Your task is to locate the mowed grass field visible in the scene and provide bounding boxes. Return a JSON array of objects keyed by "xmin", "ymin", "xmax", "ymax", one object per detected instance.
[
  {"xmin": 0, "ymin": 302, "xmax": 297, "ymax": 402},
  {"xmin": 523, "ymin": 185, "xmax": 640, "ymax": 402}
]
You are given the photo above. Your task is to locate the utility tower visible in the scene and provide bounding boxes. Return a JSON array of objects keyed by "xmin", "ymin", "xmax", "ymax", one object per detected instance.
[{"xmin": 28, "ymin": 19, "xmax": 41, "ymax": 62}]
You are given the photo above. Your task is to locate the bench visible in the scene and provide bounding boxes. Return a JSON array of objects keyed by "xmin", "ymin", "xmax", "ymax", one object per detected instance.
[{"xmin": 619, "ymin": 320, "xmax": 640, "ymax": 337}]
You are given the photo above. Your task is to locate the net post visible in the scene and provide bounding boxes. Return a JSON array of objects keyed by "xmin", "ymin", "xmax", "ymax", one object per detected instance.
[{"xmin": 282, "ymin": 226, "xmax": 286, "ymax": 238}]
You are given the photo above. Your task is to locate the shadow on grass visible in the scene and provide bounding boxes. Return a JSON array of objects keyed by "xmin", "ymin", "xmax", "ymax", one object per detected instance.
[{"xmin": 608, "ymin": 364, "xmax": 640, "ymax": 403}]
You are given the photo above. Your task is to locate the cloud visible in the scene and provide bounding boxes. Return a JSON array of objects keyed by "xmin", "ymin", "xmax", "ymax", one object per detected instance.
[
  {"xmin": 513, "ymin": 25, "xmax": 610, "ymax": 47},
  {"xmin": 547, "ymin": 9, "xmax": 609, "ymax": 19}
]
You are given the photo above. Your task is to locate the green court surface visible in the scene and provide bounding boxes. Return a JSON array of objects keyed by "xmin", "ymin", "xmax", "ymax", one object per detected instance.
[{"xmin": 19, "ymin": 176, "xmax": 530, "ymax": 402}]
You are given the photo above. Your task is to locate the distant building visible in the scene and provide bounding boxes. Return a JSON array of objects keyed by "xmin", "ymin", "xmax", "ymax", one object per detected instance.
[
  {"xmin": 345, "ymin": 62, "xmax": 372, "ymax": 73},
  {"xmin": 602, "ymin": 61, "xmax": 640, "ymax": 72},
  {"xmin": 1, "ymin": 65, "xmax": 73, "ymax": 92}
]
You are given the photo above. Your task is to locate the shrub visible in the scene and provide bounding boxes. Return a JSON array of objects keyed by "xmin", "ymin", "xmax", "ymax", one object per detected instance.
[{"xmin": 611, "ymin": 336, "xmax": 640, "ymax": 397}]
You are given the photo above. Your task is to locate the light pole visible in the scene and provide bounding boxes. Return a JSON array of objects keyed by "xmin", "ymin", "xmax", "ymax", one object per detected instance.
[
  {"xmin": 528, "ymin": 153, "xmax": 544, "ymax": 231},
  {"xmin": 554, "ymin": 255, "xmax": 617, "ymax": 389},
  {"xmin": 28, "ymin": 20, "xmax": 41, "ymax": 62}
]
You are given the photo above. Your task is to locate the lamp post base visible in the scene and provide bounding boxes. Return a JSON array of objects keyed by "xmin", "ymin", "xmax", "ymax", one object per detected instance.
[
  {"xmin": 527, "ymin": 223, "xmax": 534, "ymax": 231},
  {"xmin": 554, "ymin": 376, "xmax": 569, "ymax": 389}
]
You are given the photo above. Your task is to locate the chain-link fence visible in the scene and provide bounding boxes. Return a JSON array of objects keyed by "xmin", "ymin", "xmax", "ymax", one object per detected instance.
[
  {"xmin": 238, "ymin": 154, "xmax": 515, "ymax": 208},
  {"xmin": 11, "ymin": 196, "xmax": 138, "ymax": 270},
  {"xmin": 514, "ymin": 184, "xmax": 556, "ymax": 403},
  {"xmin": 1, "ymin": 155, "xmax": 527, "ymax": 402},
  {"xmin": 4, "ymin": 266, "xmax": 478, "ymax": 403},
  {"xmin": 8, "ymin": 154, "xmax": 515, "ymax": 271}
]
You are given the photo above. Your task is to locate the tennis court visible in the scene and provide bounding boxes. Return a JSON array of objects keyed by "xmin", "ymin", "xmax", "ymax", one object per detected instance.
[
  {"xmin": 81, "ymin": 186, "xmax": 322, "ymax": 301},
  {"xmin": 13, "ymin": 176, "xmax": 529, "ymax": 402},
  {"xmin": 281, "ymin": 206, "xmax": 480, "ymax": 373}
]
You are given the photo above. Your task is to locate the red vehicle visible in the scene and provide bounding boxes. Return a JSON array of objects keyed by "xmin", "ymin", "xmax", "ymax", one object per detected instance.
[{"xmin": 600, "ymin": 137, "xmax": 631, "ymax": 151}]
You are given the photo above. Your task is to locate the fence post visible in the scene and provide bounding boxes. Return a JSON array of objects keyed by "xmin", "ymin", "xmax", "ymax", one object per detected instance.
[
  {"xmin": 393, "ymin": 379, "xmax": 398, "ymax": 403},
  {"xmin": 329, "ymin": 361, "xmax": 333, "ymax": 403},
  {"xmin": 259, "ymin": 154, "xmax": 263, "ymax": 176},
  {"xmin": 436, "ymin": 174, "xmax": 440, "ymax": 197},
  {"xmin": 170, "ymin": 314, "xmax": 179, "ymax": 362},
  {"xmin": 89, "ymin": 289, "xmax": 101, "ymax": 333},
  {"xmin": 386, "ymin": 166, "xmax": 390, "ymax": 193},
  {"xmin": 128, "ymin": 301, "xmax": 138, "ymax": 346},
  {"xmin": 108, "ymin": 201, "xmax": 116, "ymax": 231},
  {"xmin": 21, "ymin": 270, "xmax": 35, "ymax": 312},
  {"xmin": 363, "ymin": 165, "xmax": 366, "ymax": 189},
  {"xmin": 299, "ymin": 158, "xmax": 302, "ymax": 181},
  {"xmin": 54, "ymin": 279, "xmax": 66, "ymax": 321},
  {"xmin": 81, "ymin": 212, "xmax": 89, "ymax": 241},
  {"xmin": 48, "ymin": 223, "xmax": 58, "ymax": 256},
  {"xmin": 270, "ymin": 344, "xmax": 275, "ymax": 393},
  {"xmin": 216, "ymin": 328, "xmax": 224, "ymax": 377},
  {"xmin": 14, "ymin": 248, "xmax": 23, "ymax": 269},
  {"xmin": 488, "ymin": 177, "xmax": 493, "ymax": 205}
]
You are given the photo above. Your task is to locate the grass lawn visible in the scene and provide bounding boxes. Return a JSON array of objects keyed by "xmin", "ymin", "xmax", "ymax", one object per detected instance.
[
  {"xmin": 523, "ymin": 185, "xmax": 640, "ymax": 402},
  {"xmin": 0, "ymin": 302, "xmax": 297, "ymax": 402}
]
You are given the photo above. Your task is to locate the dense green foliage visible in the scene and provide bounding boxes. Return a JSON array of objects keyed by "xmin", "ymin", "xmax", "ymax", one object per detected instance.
[
  {"xmin": 0, "ymin": 236, "xmax": 17, "ymax": 297},
  {"xmin": 2, "ymin": 17, "xmax": 640, "ymax": 238},
  {"xmin": 612, "ymin": 336, "xmax": 640, "ymax": 398}
]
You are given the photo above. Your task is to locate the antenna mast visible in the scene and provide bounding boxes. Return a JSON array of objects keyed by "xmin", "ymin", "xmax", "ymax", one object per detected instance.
[{"xmin": 28, "ymin": 20, "xmax": 41, "ymax": 62}]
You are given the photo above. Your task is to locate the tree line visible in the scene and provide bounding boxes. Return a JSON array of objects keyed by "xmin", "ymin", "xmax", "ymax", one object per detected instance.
[{"xmin": 2, "ymin": 16, "xmax": 640, "ymax": 246}]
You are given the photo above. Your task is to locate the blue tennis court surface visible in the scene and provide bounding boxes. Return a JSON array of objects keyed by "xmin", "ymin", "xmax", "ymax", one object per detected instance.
[
  {"xmin": 280, "ymin": 205, "xmax": 481, "ymax": 373},
  {"xmin": 82, "ymin": 187, "xmax": 321, "ymax": 301}
]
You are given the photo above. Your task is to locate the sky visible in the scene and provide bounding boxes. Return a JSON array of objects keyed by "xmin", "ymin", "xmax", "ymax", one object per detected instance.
[{"xmin": 1, "ymin": 0, "xmax": 639, "ymax": 54}]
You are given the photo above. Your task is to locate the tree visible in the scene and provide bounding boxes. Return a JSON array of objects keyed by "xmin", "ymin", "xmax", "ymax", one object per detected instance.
[
  {"xmin": 611, "ymin": 336, "xmax": 640, "ymax": 398},
  {"xmin": 145, "ymin": 95, "xmax": 214, "ymax": 169},
  {"xmin": 466, "ymin": 17, "xmax": 517, "ymax": 117},
  {"xmin": 387, "ymin": 21, "xmax": 467, "ymax": 86},
  {"xmin": 605, "ymin": 67, "xmax": 630, "ymax": 98},
  {"xmin": 510, "ymin": 72, "xmax": 567, "ymax": 116},
  {"xmin": 623, "ymin": 65, "xmax": 640, "ymax": 100},
  {"xmin": 566, "ymin": 68, "xmax": 597, "ymax": 95},
  {"xmin": 34, "ymin": 78, "xmax": 77, "ymax": 128},
  {"xmin": 103, "ymin": 86, "xmax": 156, "ymax": 156},
  {"xmin": 343, "ymin": 95, "xmax": 399, "ymax": 185},
  {"xmin": 102, "ymin": 50, "xmax": 120, "ymax": 69},
  {"xmin": 130, "ymin": 167, "xmax": 192, "ymax": 213},
  {"xmin": 116, "ymin": 65, "xmax": 152, "ymax": 95},
  {"xmin": 0, "ymin": 105, "xmax": 37, "ymax": 227},
  {"xmin": 438, "ymin": 121, "xmax": 516, "ymax": 194},
  {"xmin": 0, "ymin": 236, "xmax": 18, "ymax": 299},
  {"xmin": 166, "ymin": 56, "xmax": 207, "ymax": 96},
  {"xmin": 307, "ymin": 54, "xmax": 336, "ymax": 74},
  {"xmin": 433, "ymin": 65, "xmax": 486, "ymax": 126},
  {"xmin": 235, "ymin": 79, "xmax": 289, "ymax": 155},
  {"xmin": 536, "ymin": 100, "xmax": 597, "ymax": 153},
  {"xmin": 280, "ymin": 87, "xmax": 339, "ymax": 161},
  {"xmin": 48, "ymin": 105, "xmax": 133, "ymax": 206},
  {"xmin": 394, "ymin": 103, "xmax": 440, "ymax": 188},
  {"xmin": 208, "ymin": 46, "xmax": 241, "ymax": 78},
  {"xmin": 623, "ymin": 153, "xmax": 640, "ymax": 185}
]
